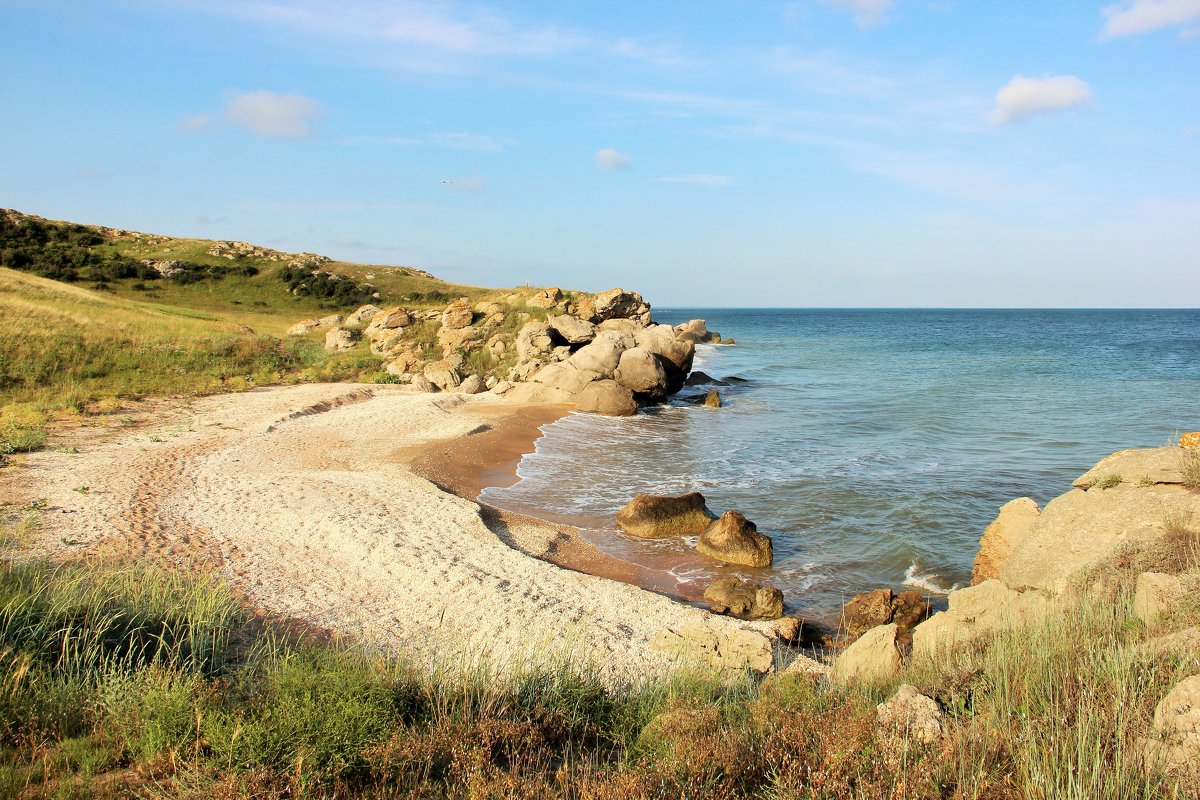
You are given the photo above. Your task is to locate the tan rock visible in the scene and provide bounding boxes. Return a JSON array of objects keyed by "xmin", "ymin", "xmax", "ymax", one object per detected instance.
[
  {"xmin": 876, "ymin": 684, "xmax": 943, "ymax": 745},
  {"xmin": 843, "ymin": 589, "xmax": 894, "ymax": 636},
  {"xmin": 1139, "ymin": 675, "xmax": 1200, "ymax": 778},
  {"xmin": 324, "ymin": 327, "xmax": 359, "ymax": 351},
  {"xmin": 575, "ymin": 380, "xmax": 637, "ymax": 416},
  {"xmin": 317, "ymin": 314, "xmax": 344, "ymax": 328},
  {"xmin": 441, "ymin": 300, "xmax": 474, "ymax": 329},
  {"xmin": 596, "ymin": 318, "xmax": 641, "ymax": 336},
  {"xmin": 973, "ymin": 497, "xmax": 1041, "ymax": 584},
  {"xmin": 410, "ymin": 375, "xmax": 436, "ymax": 393},
  {"xmin": 1134, "ymin": 572, "xmax": 1187, "ymax": 625},
  {"xmin": 651, "ymin": 621, "xmax": 773, "ymax": 674},
  {"xmin": 527, "ymin": 287, "xmax": 563, "ymax": 309},
  {"xmin": 703, "ymin": 389, "xmax": 722, "ymax": 408},
  {"xmin": 457, "ymin": 374, "xmax": 487, "ymax": 395},
  {"xmin": 547, "ymin": 314, "xmax": 597, "ymax": 345},
  {"xmin": 568, "ymin": 335, "xmax": 627, "ymax": 377},
  {"xmin": 614, "ymin": 347, "xmax": 668, "ymax": 395},
  {"xmin": 1142, "ymin": 626, "xmax": 1200, "ymax": 660},
  {"xmin": 515, "ymin": 320, "xmax": 556, "ymax": 360},
  {"xmin": 1181, "ymin": 432, "xmax": 1200, "ymax": 450},
  {"xmin": 364, "ymin": 307, "xmax": 412, "ymax": 334},
  {"xmin": 615, "ymin": 492, "xmax": 715, "ymax": 538},
  {"xmin": 585, "ymin": 288, "xmax": 651, "ymax": 323},
  {"xmin": 531, "ymin": 363, "xmax": 601, "ymax": 395},
  {"xmin": 346, "ymin": 304, "xmax": 381, "ymax": 325},
  {"xmin": 696, "ymin": 511, "xmax": 773, "ymax": 568},
  {"xmin": 912, "ymin": 580, "xmax": 1050, "ymax": 660},
  {"xmin": 703, "ymin": 577, "xmax": 784, "ymax": 620},
  {"xmin": 1073, "ymin": 447, "xmax": 1190, "ymax": 489},
  {"xmin": 286, "ymin": 318, "xmax": 321, "ymax": 336},
  {"xmin": 423, "ymin": 361, "xmax": 462, "ymax": 391},
  {"xmin": 501, "ymin": 383, "xmax": 574, "ymax": 404},
  {"xmin": 831, "ymin": 623, "xmax": 902, "ymax": 686}
]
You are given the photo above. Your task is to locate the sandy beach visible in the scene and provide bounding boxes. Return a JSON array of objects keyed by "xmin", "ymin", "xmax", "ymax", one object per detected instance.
[{"xmin": 6, "ymin": 383, "xmax": 818, "ymax": 687}]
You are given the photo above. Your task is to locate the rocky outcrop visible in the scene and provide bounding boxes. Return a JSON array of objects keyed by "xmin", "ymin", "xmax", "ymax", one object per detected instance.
[
  {"xmin": 651, "ymin": 620, "xmax": 773, "ymax": 675},
  {"xmin": 972, "ymin": 497, "xmax": 1040, "ymax": 584},
  {"xmin": 347, "ymin": 304, "xmax": 381, "ymax": 325},
  {"xmin": 614, "ymin": 347, "xmax": 668, "ymax": 397},
  {"xmin": 911, "ymin": 579, "xmax": 1049, "ymax": 660},
  {"xmin": 696, "ymin": 511, "xmax": 773, "ymax": 568},
  {"xmin": 831, "ymin": 623, "xmax": 901, "ymax": 686},
  {"xmin": 575, "ymin": 380, "xmax": 637, "ymax": 416},
  {"xmin": 1134, "ymin": 572, "xmax": 1187, "ymax": 625},
  {"xmin": 842, "ymin": 589, "xmax": 931, "ymax": 639},
  {"xmin": 1139, "ymin": 675, "xmax": 1200, "ymax": 779},
  {"xmin": 423, "ymin": 361, "xmax": 462, "ymax": 391},
  {"xmin": 615, "ymin": 493, "xmax": 715, "ymax": 538},
  {"xmin": 703, "ymin": 577, "xmax": 784, "ymax": 620},
  {"xmin": 577, "ymin": 288, "xmax": 651, "ymax": 325},
  {"xmin": 441, "ymin": 299, "xmax": 474, "ymax": 329},
  {"xmin": 324, "ymin": 327, "xmax": 359, "ymax": 351},
  {"xmin": 288, "ymin": 314, "xmax": 343, "ymax": 337},
  {"xmin": 547, "ymin": 314, "xmax": 596, "ymax": 345},
  {"xmin": 876, "ymin": 685, "xmax": 944, "ymax": 745},
  {"xmin": 527, "ymin": 287, "xmax": 563, "ymax": 309},
  {"xmin": 457, "ymin": 374, "xmax": 487, "ymax": 395}
]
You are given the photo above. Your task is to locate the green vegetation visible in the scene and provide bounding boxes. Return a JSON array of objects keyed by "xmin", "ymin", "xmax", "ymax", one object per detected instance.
[
  {"xmin": 1180, "ymin": 449, "xmax": 1200, "ymax": 491},
  {"xmin": 0, "ymin": 553, "xmax": 1194, "ymax": 798},
  {"xmin": 1096, "ymin": 473, "xmax": 1124, "ymax": 489}
]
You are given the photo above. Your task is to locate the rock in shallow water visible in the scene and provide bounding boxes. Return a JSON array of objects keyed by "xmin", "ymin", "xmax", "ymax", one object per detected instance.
[
  {"xmin": 703, "ymin": 577, "xmax": 784, "ymax": 620},
  {"xmin": 615, "ymin": 492, "xmax": 715, "ymax": 538},
  {"xmin": 696, "ymin": 511, "xmax": 773, "ymax": 568}
]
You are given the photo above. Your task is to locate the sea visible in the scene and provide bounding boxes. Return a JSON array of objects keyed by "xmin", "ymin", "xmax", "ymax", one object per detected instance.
[{"xmin": 481, "ymin": 309, "xmax": 1200, "ymax": 624}]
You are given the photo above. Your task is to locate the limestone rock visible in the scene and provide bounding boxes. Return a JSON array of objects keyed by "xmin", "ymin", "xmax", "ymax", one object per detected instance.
[
  {"xmin": 696, "ymin": 511, "xmax": 773, "ymax": 568},
  {"xmin": 596, "ymin": 318, "xmax": 641, "ymax": 336},
  {"xmin": 831, "ymin": 624, "xmax": 902, "ymax": 686},
  {"xmin": 527, "ymin": 287, "xmax": 562, "ymax": 309},
  {"xmin": 441, "ymin": 300, "xmax": 474, "ymax": 330},
  {"xmin": 772, "ymin": 616, "xmax": 803, "ymax": 643},
  {"xmin": 876, "ymin": 685, "xmax": 944, "ymax": 745},
  {"xmin": 1074, "ymin": 447, "xmax": 1190, "ymax": 489},
  {"xmin": 515, "ymin": 321, "xmax": 557, "ymax": 360},
  {"xmin": 531, "ymin": 363, "xmax": 601, "ymax": 395},
  {"xmin": 1139, "ymin": 675, "xmax": 1200, "ymax": 778},
  {"xmin": 286, "ymin": 319, "xmax": 321, "ymax": 336},
  {"xmin": 651, "ymin": 621, "xmax": 773, "ymax": 674},
  {"xmin": 490, "ymin": 380, "xmax": 512, "ymax": 395},
  {"xmin": 364, "ymin": 307, "xmax": 412, "ymax": 335},
  {"xmin": 973, "ymin": 497, "xmax": 1041, "ymax": 584},
  {"xmin": 547, "ymin": 314, "xmax": 597, "ymax": 345},
  {"xmin": 673, "ymin": 319, "xmax": 709, "ymax": 343},
  {"xmin": 324, "ymin": 327, "xmax": 359, "ymax": 351},
  {"xmin": 457, "ymin": 374, "xmax": 487, "ymax": 394},
  {"xmin": 423, "ymin": 361, "xmax": 462, "ymax": 391},
  {"xmin": 703, "ymin": 577, "xmax": 784, "ymax": 620},
  {"xmin": 615, "ymin": 492, "xmax": 715, "ymax": 538},
  {"xmin": 614, "ymin": 347, "xmax": 668, "ymax": 396},
  {"xmin": 912, "ymin": 580, "xmax": 1050, "ymax": 660},
  {"xmin": 347, "ymin": 304, "xmax": 381, "ymax": 325},
  {"xmin": 568, "ymin": 335, "xmax": 627, "ymax": 377},
  {"xmin": 1134, "ymin": 572, "xmax": 1187, "ymax": 625},
  {"xmin": 410, "ymin": 375, "xmax": 436, "ymax": 393},
  {"xmin": 578, "ymin": 288, "xmax": 650, "ymax": 324},
  {"xmin": 843, "ymin": 589, "xmax": 895, "ymax": 636},
  {"xmin": 1143, "ymin": 626, "xmax": 1200, "ymax": 661},
  {"xmin": 575, "ymin": 380, "xmax": 637, "ymax": 417},
  {"xmin": 317, "ymin": 314, "xmax": 344, "ymax": 329}
]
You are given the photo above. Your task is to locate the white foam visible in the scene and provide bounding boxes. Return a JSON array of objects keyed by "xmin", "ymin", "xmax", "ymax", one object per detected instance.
[{"xmin": 903, "ymin": 561, "xmax": 959, "ymax": 595}]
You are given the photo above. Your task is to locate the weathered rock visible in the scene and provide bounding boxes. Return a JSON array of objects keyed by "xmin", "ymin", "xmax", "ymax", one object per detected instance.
[
  {"xmin": 547, "ymin": 314, "xmax": 597, "ymax": 345},
  {"xmin": 831, "ymin": 623, "xmax": 902, "ymax": 686},
  {"xmin": 527, "ymin": 287, "xmax": 562, "ymax": 309},
  {"xmin": 441, "ymin": 300, "xmax": 474, "ymax": 330},
  {"xmin": 1139, "ymin": 675, "xmax": 1200, "ymax": 778},
  {"xmin": 651, "ymin": 621, "xmax": 773, "ymax": 674},
  {"xmin": 876, "ymin": 685, "xmax": 944, "ymax": 745},
  {"xmin": 286, "ymin": 318, "xmax": 322, "ymax": 336},
  {"xmin": 615, "ymin": 492, "xmax": 715, "ymax": 538},
  {"xmin": 501, "ymin": 383, "xmax": 574, "ymax": 404},
  {"xmin": 578, "ymin": 288, "xmax": 650, "ymax": 324},
  {"xmin": 722, "ymin": 338, "xmax": 735, "ymax": 345},
  {"xmin": 410, "ymin": 375, "xmax": 436, "ymax": 393},
  {"xmin": 703, "ymin": 577, "xmax": 784, "ymax": 620},
  {"xmin": 364, "ymin": 307, "xmax": 412, "ymax": 334},
  {"xmin": 575, "ymin": 380, "xmax": 637, "ymax": 416},
  {"xmin": 474, "ymin": 301, "xmax": 503, "ymax": 316},
  {"xmin": 490, "ymin": 380, "xmax": 512, "ymax": 395},
  {"xmin": 683, "ymin": 371, "xmax": 729, "ymax": 387},
  {"xmin": 703, "ymin": 389, "xmax": 722, "ymax": 408},
  {"xmin": 891, "ymin": 590, "xmax": 932, "ymax": 630},
  {"xmin": 347, "ymin": 304, "xmax": 382, "ymax": 325},
  {"xmin": 423, "ymin": 361, "xmax": 462, "ymax": 391},
  {"xmin": 568, "ymin": 335, "xmax": 627, "ymax": 376},
  {"xmin": 633, "ymin": 326, "xmax": 695, "ymax": 393},
  {"xmin": 912, "ymin": 580, "xmax": 1050, "ymax": 660},
  {"xmin": 772, "ymin": 616, "xmax": 803, "ymax": 643},
  {"xmin": 596, "ymin": 318, "xmax": 641, "ymax": 336},
  {"xmin": 973, "ymin": 497, "xmax": 1041, "ymax": 584},
  {"xmin": 531, "ymin": 363, "xmax": 601, "ymax": 395},
  {"xmin": 1181, "ymin": 432, "xmax": 1200, "ymax": 450},
  {"xmin": 515, "ymin": 321, "xmax": 557, "ymax": 360},
  {"xmin": 436, "ymin": 324, "xmax": 480, "ymax": 355},
  {"xmin": 1134, "ymin": 572, "xmax": 1187, "ymax": 625},
  {"xmin": 696, "ymin": 511, "xmax": 773, "ymax": 568},
  {"xmin": 1142, "ymin": 626, "xmax": 1200, "ymax": 660},
  {"xmin": 843, "ymin": 589, "xmax": 895, "ymax": 636},
  {"xmin": 614, "ymin": 347, "xmax": 668, "ymax": 396},
  {"xmin": 457, "ymin": 374, "xmax": 487, "ymax": 394},
  {"xmin": 324, "ymin": 327, "xmax": 359, "ymax": 351},
  {"xmin": 1074, "ymin": 447, "xmax": 1190, "ymax": 489},
  {"xmin": 673, "ymin": 319, "xmax": 709, "ymax": 343}
]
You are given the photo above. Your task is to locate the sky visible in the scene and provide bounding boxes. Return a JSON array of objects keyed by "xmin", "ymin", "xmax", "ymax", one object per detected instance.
[{"xmin": 1, "ymin": 0, "xmax": 1198, "ymax": 307}]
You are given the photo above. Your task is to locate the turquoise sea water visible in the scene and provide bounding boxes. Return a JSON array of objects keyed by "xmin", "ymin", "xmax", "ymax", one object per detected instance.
[{"xmin": 482, "ymin": 309, "xmax": 1200, "ymax": 623}]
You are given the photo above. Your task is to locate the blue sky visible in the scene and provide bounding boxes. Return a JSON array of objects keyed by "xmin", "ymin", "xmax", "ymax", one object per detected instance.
[{"xmin": 1, "ymin": 0, "xmax": 1198, "ymax": 307}]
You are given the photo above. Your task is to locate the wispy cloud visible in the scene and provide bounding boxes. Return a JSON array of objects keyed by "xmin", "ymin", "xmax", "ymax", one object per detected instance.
[
  {"xmin": 657, "ymin": 174, "xmax": 735, "ymax": 187},
  {"xmin": 819, "ymin": 0, "xmax": 895, "ymax": 28},
  {"xmin": 342, "ymin": 132, "xmax": 510, "ymax": 151},
  {"xmin": 989, "ymin": 75, "xmax": 1092, "ymax": 125},
  {"xmin": 596, "ymin": 147, "xmax": 632, "ymax": 171},
  {"xmin": 182, "ymin": 91, "xmax": 322, "ymax": 139},
  {"xmin": 1100, "ymin": 0, "xmax": 1200, "ymax": 39}
]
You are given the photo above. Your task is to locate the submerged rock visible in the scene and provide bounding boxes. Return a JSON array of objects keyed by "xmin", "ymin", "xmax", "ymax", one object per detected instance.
[
  {"xmin": 616, "ymin": 492, "xmax": 715, "ymax": 538},
  {"xmin": 696, "ymin": 511, "xmax": 773, "ymax": 568},
  {"xmin": 683, "ymin": 371, "xmax": 729, "ymax": 387}
]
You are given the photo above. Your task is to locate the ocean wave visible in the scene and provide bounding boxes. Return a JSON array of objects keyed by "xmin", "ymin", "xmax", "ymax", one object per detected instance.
[{"xmin": 902, "ymin": 561, "xmax": 960, "ymax": 595}]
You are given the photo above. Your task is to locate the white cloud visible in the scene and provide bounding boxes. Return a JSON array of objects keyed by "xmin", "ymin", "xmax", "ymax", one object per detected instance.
[
  {"xmin": 989, "ymin": 75, "xmax": 1092, "ymax": 125},
  {"xmin": 596, "ymin": 147, "xmax": 632, "ymax": 171},
  {"xmin": 657, "ymin": 175, "xmax": 735, "ymax": 187},
  {"xmin": 819, "ymin": 0, "xmax": 894, "ymax": 28},
  {"xmin": 223, "ymin": 91, "xmax": 322, "ymax": 138},
  {"xmin": 1100, "ymin": 0, "xmax": 1200, "ymax": 38}
]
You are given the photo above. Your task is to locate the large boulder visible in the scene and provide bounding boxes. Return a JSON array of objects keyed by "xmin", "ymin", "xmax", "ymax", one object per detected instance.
[
  {"xmin": 286, "ymin": 318, "xmax": 323, "ymax": 336},
  {"xmin": 597, "ymin": 318, "xmax": 641, "ymax": 336},
  {"xmin": 527, "ymin": 287, "xmax": 563, "ymax": 309},
  {"xmin": 364, "ymin": 307, "xmax": 412, "ymax": 335},
  {"xmin": 441, "ymin": 300, "xmax": 474, "ymax": 329},
  {"xmin": 568, "ymin": 335, "xmax": 627, "ymax": 377},
  {"xmin": 843, "ymin": 589, "xmax": 895, "ymax": 636},
  {"xmin": 615, "ymin": 492, "xmax": 715, "ymax": 538},
  {"xmin": 531, "ymin": 363, "xmax": 600, "ymax": 395},
  {"xmin": 703, "ymin": 577, "xmax": 784, "ymax": 620},
  {"xmin": 547, "ymin": 314, "xmax": 597, "ymax": 345},
  {"xmin": 831, "ymin": 623, "xmax": 901, "ymax": 686},
  {"xmin": 973, "ymin": 497, "xmax": 1041, "ymax": 584},
  {"xmin": 614, "ymin": 347, "xmax": 668, "ymax": 396},
  {"xmin": 891, "ymin": 590, "xmax": 932, "ymax": 630},
  {"xmin": 578, "ymin": 288, "xmax": 650, "ymax": 324},
  {"xmin": 423, "ymin": 361, "xmax": 462, "ymax": 391},
  {"xmin": 457, "ymin": 374, "xmax": 487, "ymax": 394},
  {"xmin": 1133, "ymin": 572, "xmax": 1187, "ymax": 626},
  {"xmin": 696, "ymin": 511, "xmax": 773, "ymax": 568},
  {"xmin": 515, "ymin": 320, "xmax": 557, "ymax": 360},
  {"xmin": 673, "ymin": 319, "xmax": 708, "ymax": 343},
  {"xmin": 575, "ymin": 380, "xmax": 637, "ymax": 417},
  {"xmin": 324, "ymin": 327, "xmax": 359, "ymax": 351},
  {"xmin": 876, "ymin": 685, "xmax": 944, "ymax": 745},
  {"xmin": 911, "ymin": 579, "xmax": 1050, "ymax": 660},
  {"xmin": 1138, "ymin": 675, "xmax": 1200, "ymax": 779},
  {"xmin": 347, "ymin": 304, "xmax": 381, "ymax": 325}
]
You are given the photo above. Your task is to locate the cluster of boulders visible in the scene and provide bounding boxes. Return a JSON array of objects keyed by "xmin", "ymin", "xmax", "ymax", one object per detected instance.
[
  {"xmin": 289, "ymin": 287, "xmax": 733, "ymax": 416},
  {"xmin": 207, "ymin": 240, "xmax": 331, "ymax": 268},
  {"xmin": 616, "ymin": 492, "xmax": 773, "ymax": 568}
]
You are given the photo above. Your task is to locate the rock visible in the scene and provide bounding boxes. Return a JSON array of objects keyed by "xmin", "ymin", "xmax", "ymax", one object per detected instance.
[
  {"xmin": 575, "ymin": 380, "xmax": 637, "ymax": 417},
  {"xmin": 578, "ymin": 288, "xmax": 650, "ymax": 324},
  {"xmin": 410, "ymin": 375, "xmax": 436, "ymax": 393},
  {"xmin": 633, "ymin": 326, "xmax": 695, "ymax": 393},
  {"xmin": 1000, "ymin": 480, "xmax": 1200, "ymax": 595},
  {"xmin": 568, "ymin": 335, "xmax": 627, "ymax": 377},
  {"xmin": 703, "ymin": 389, "xmax": 722, "ymax": 408},
  {"xmin": 615, "ymin": 492, "xmax": 715, "ymax": 538},
  {"xmin": 911, "ymin": 580, "xmax": 1050, "ymax": 660},
  {"xmin": 1134, "ymin": 572, "xmax": 1187, "ymax": 625},
  {"xmin": 1182, "ymin": 432, "xmax": 1200, "ymax": 450},
  {"xmin": 673, "ymin": 319, "xmax": 709, "ymax": 343},
  {"xmin": 772, "ymin": 616, "xmax": 803, "ymax": 643},
  {"xmin": 324, "ymin": 327, "xmax": 359, "ymax": 351},
  {"xmin": 347, "ymin": 304, "xmax": 381, "ymax": 325},
  {"xmin": 527, "ymin": 287, "xmax": 563, "ymax": 309},
  {"xmin": 722, "ymin": 338, "xmax": 735, "ymax": 345},
  {"xmin": 502, "ymin": 383, "xmax": 575, "ymax": 404},
  {"xmin": 843, "ymin": 589, "xmax": 895, "ymax": 636},
  {"xmin": 1139, "ymin": 675, "xmax": 1200, "ymax": 778},
  {"xmin": 436, "ymin": 324, "xmax": 480, "ymax": 355},
  {"xmin": 423, "ymin": 361, "xmax": 462, "ymax": 391},
  {"xmin": 457, "ymin": 374, "xmax": 487, "ymax": 394},
  {"xmin": 651, "ymin": 621, "xmax": 773, "ymax": 674},
  {"xmin": 703, "ymin": 577, "xmax": 784, "ymax": 620},
  {"xmin": 364, "ymin": 307, "xmax": 412, "ymax": 334},
  {"xmin": 725, "ymin": 375, "xmax": 749, "ymax": 383},
  {"xmin": 704, "ymin": 331, "xmax": 723, "ymax": 344},
  {"xmin": 286, "ymin": 319, "xmax": 321, "ymax": 336},
  {"xmin": 973, "ymin": 497, "xmax": 1041, "ymax": 584},
  {"xmin": 1142, "ymin": 626, "xmax": 1200, "ymax": 661},
  {"xmin": 1074, "ymin": 447, "xmax": 1190, "ymax": 489},
  {"xmin": 474, "ymin": 301, "xmax": 503, "ymax": 316},
  {"xmin": 490, "ymin": 380, "xmax": 512, "ymax": 395},
  {"xmin": 876, "ymin": 685, "xmax": 944, "ymax": 745},
  {"xmin": 831, "ymin": 624, "xmax": 902, "ymax": 686},
  {"xmin": 696, "ymin": 511, "xmax": 773, "ymax": 568},
  {"xmin": 547, "ymin": 314, "xmax": 597, "ymax": 345},
  {"xmin": 531, "ymin": 363, "xmax": 601, "ymax": 395},
  {"xmin": 683, "ymin": 371, "xmax": 729, "ymax": 387},
  {"xmin": 441, "ymin": 300, "xmax": 474, "ymax": 330},
  {"xmin": 515, "ymin": 321, "xmax": 557, "ymax": 360},
  {"xmin": 891, "ymin": 590, "xmax": 932, "ymax": 630},
  {"xmin": 485, "ymin": 376, "xmax": 497, "ymax": 389},
  {"xmin": 614, "ymin": 347, "xmax": 668, "ymax": 396},
  {"xmin": 596, "ymin": 318, "xmax": 641, "ymax": 336}
]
